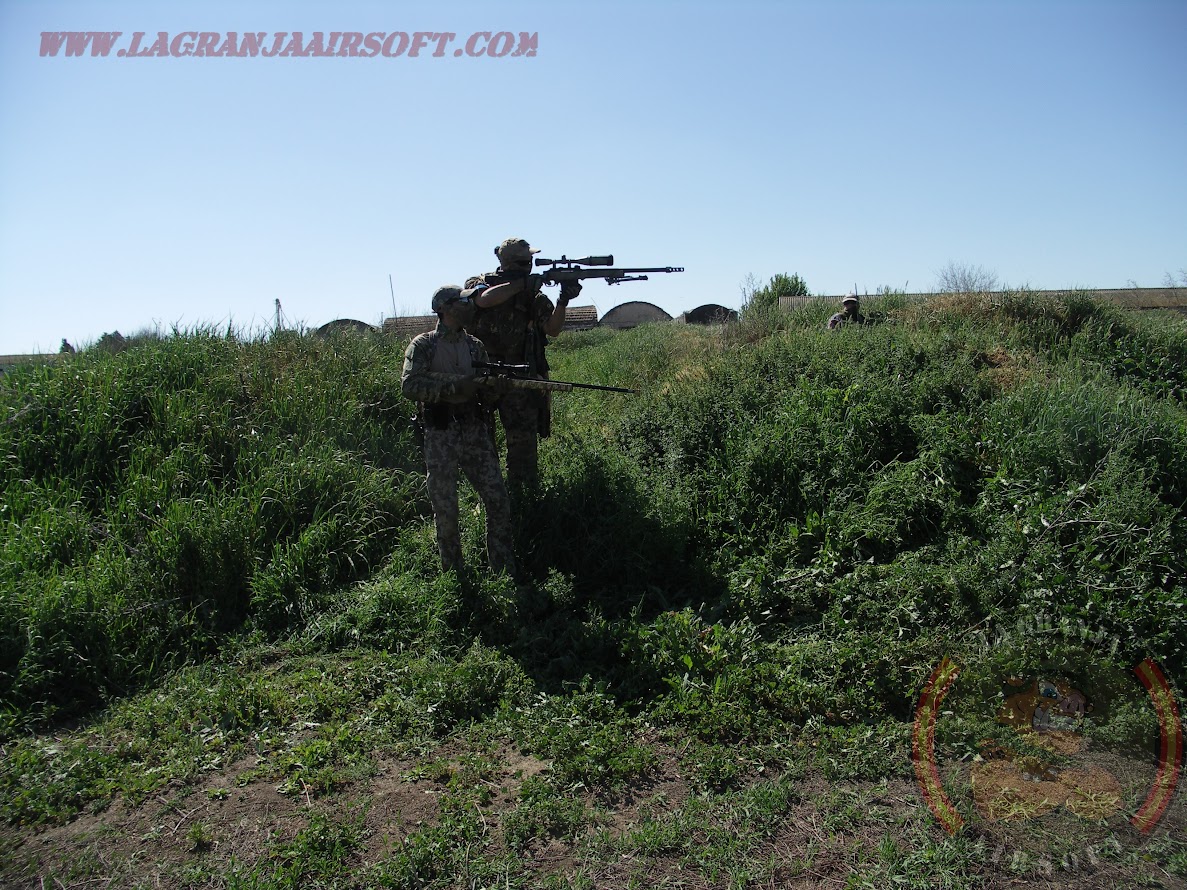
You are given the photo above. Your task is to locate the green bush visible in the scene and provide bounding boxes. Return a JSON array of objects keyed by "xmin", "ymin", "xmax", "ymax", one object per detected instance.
[
  {"xmin": 0, "ymin": 330, "xmax": 421, "ymax": 728},
  {"xmin": 3, "ymin": 293, "xmax": 1185, "ymax": 744},
  {"xmin": 742, "ymin": 272, "xmax": 809, "ymax": 314}
]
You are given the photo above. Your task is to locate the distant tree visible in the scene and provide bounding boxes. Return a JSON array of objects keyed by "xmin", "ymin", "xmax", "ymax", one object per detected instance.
[
  {"xmin": 95, "ymin": 331, "xmax": 128, "ymax": 353},
  {"xmin": 934, "ymin": 261, "xmax": 999, "ymax": 294},
  {"xmin": 743, "ymin": 272, "xmax": 810, "ymax": 312},
  {"xmin": 1162, "ymin": 269, "xmax": 1187, "ymax": 288}
]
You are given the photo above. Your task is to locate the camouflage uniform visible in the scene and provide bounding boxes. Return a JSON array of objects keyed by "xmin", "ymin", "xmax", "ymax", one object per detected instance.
[
  {"xmin": 402, "ymin": 321, "xmax": 515, "ymax": 574},
  {"xmin": 828, "ymin": 296, "xmax": 866, "ymax": 330},
  {"xmin": 827, "ymin": 310, "xmax": 866, "ymax": 329},
  {"xmin": 464, "ymin": 271, "xmax": 557, "ymax": 487}
]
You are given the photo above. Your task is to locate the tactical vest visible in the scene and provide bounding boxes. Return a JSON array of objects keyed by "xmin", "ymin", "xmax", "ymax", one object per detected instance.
[
  {"xmin": 411, "ymin": 329, "xmax": 488, "ymax": 436},
  {"xmin": 420, "ymin": 328, "xmax": 484, "ymax": 374}
]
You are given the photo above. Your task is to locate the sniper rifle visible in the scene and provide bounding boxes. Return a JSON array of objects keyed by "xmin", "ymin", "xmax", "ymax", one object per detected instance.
[
  {"xmin": 473, "ymin": 360, "xmax": 637, "ymax": 394},
  {"xmin": 534, "ymin": 254, "xmax": 683, "ymax": 286}
]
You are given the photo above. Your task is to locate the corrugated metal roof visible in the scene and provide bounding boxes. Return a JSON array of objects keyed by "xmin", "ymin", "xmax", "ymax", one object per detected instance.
[
  {"xmin": 382, "ymin": 316, "xmax": 436, "ymax": 339},
  {"xmin": 561, "ymin": 305, "xmax": 598, "ymax": 330}
]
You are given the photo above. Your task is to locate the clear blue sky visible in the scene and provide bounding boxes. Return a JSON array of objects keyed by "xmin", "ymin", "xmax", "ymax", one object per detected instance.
[{"xmin": 1, "ymin": 0, "xmax": 1184, "ymax": 354}]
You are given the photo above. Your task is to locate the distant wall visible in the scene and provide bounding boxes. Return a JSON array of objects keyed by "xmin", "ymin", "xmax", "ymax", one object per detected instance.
[
  {"xmin": 0, "ymin": 354, "xmax": 58, "ymax": 374},
  {"xmin": 382, "ymin": 315, "xmax": 436, "ymax": 339},
  {"xmin": 781, "ymin": 287, "xmax": 1187, "ymax": 313}
]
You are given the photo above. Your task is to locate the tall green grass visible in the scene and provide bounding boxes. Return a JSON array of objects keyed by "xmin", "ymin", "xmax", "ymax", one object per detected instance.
[
  {"xmin": 550, "ymin": 294, "xmax": 1187, "ymax": 677},
  {"xmin": 1, "ymin": 330, "xmax": 421, "ymax": 729},
  {"xmin": 2, "ymin": 293, "xmax": 1185, "ymax": 747}
]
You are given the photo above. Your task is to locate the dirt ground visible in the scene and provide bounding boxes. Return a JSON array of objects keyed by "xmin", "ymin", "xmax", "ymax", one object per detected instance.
[{"xmin": 3, "ymin": 737, "xmax": 1183, "ymax": 890}]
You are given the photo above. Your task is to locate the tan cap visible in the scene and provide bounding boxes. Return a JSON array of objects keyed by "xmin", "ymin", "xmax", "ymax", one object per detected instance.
[
  {"xmin": 496, "ymin": 237, "xmax": 540, "ymax": 260},
  {"xmin": 843, "ymin": 292, "xmax": 859, "ymax": 304}
]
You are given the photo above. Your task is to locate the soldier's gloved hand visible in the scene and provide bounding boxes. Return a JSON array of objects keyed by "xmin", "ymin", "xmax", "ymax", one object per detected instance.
[
  {"xmin": 453, "ymin": 376, "xmax": 480, "ymax": 399},
  {"xmin": 558, "ymin": 280, "xmax": 582, "ymax": 305}
]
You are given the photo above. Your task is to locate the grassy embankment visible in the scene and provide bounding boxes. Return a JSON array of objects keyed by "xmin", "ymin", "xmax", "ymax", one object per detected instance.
[{"xmin": 1, "ymin": 293, "xmax": 1185, "ymax": 888}]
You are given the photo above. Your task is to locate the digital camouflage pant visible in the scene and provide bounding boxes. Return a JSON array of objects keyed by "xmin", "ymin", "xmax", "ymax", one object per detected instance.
[
  {"xmin": 423, "ymin": 418, "xmax": 515, "ymax": 574},
  {"xmin": 494, "ymin": 388, "xmax": 542, "ymax": 488}
]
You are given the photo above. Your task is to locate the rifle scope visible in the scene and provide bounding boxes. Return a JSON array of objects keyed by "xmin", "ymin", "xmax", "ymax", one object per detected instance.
[{"xmin": 535, "ymin": 255, "xmax": 614, "ymax": 267}]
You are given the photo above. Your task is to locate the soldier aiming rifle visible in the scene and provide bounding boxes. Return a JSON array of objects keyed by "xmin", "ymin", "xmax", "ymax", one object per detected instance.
[{"xmin": 467, "ymin": 237, "xmax": 681, "ymax": 488}]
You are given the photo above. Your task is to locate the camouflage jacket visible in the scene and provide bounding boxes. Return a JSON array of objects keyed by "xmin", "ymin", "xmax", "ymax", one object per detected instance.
[
  {"xmin": 827, "ymin": 310, "xmax": 866, "ymax": 330},
  {"xmin": 401, "ymin": 322, "xmax": 489, "ymax": 404},
  {"xmin": 464, "ymin": 270, "xmax": 555, "ymax": 367}
]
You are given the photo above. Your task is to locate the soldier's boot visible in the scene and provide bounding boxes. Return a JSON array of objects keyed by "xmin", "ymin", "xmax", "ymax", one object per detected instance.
[
  {"xmin": 437, "ymin": 536, "xmax": 464, "ymax": 574},
  {"xmin": 485, "ymin": 514, "xmax": 517, "ymax": 577},
  {"xmin": 504, "ymin": 427, "xmax": 539, "ymax": 490},
  {"xmin": 480, "ymin": 472, "xmax": 517, "ymax": 577},
  {"xmin": 487, "ymin": 541, "xmax": 516, "ymax": 577},
  {"xmin": 432, "ymin": 505, "xmax": 464, "ymax": 573}
]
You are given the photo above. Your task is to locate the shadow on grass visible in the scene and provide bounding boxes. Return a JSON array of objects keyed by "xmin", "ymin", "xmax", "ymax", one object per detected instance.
[{"xmin": 456, "ymin": 435, "xmax": 728, "ymax": 702}]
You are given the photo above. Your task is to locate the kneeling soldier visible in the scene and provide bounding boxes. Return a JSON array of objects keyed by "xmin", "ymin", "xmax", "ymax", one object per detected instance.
[{"xmin": 402, "ymin": 284, "xmax": 519, "ymax": 574}]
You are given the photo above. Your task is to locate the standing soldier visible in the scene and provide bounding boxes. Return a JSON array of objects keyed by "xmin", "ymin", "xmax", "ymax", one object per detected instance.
[
  {"xmin": 401, "ymin": 282, "xmax": 527, "ymax": 575},
  {"xmin": 466, "ymin": 237, "xmax": 582, "ymax": 488}
]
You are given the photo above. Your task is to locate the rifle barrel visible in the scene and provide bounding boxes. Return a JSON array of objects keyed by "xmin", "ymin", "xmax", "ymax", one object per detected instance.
[
  {"xmin": 552, "ymin": 379, "xmax": 638, "ymax": 394},
  {"xmin": 473, "ymin": 361, "xmax": 636, "ymax": 394},
  {"xmin": 611, "ymin": 267, "xmax": 684, "ymax": 273},
  {"xmin": 544, "ymin": 266, "xmax": 684, "ymax": 282}
]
